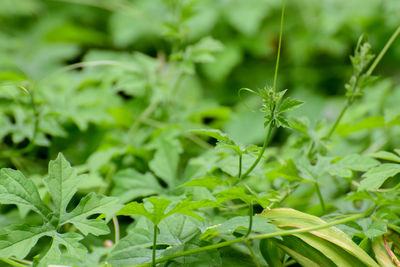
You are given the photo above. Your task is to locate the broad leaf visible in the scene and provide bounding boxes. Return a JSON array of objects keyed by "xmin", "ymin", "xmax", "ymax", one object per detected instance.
[
  {"xmin": 107, "ymin": 228, "xmax": 154, "ymax": 266},
  {"xmin": 276, "ymin": 236, "xmax": 336, "ymax": 267},
  {"xmin": 0, "ymin": 169, "xmax": 51, "ymax": 220},
  {"xmin": 44, "ymin": 153, "xmax": 81, "ymax": 222},
  {"xmin": 369, "ymin": 151, "xmax": 400, "ymax": 163},
  {"xmin": 0, "ymin": 224, "xmax": 54, "ymax": 259},
  {"xmin": 359, "ymin": 163, "xmax": 400, "ymax": 191},
  {"xmin": 265, "ymin": 159, "xmax": 302, "ymax": 181},
  {"xmin": 372, "ymin": 236, "xmax": 397, "ymax": 267},
  {"xmin": 35, "ymin": 232, "xmax": 87, "ymax": 267},
  {"xmin": 260, "ymin": 208, "xmax": 379, "ymax": 267},
  {"xmin": 61, "ymin": 193, "xmax": 122, "ymax": 236},
  {"xmin": 111, "ymin": 169, "xmax": 163, "ymax": 203},
  {"xmin": 180, "ymin": 176, "xmax": 227, "ymax": 189},
  {"xmin": 149, "ymin": 130, "xmax": 183, "ymax": 187}
]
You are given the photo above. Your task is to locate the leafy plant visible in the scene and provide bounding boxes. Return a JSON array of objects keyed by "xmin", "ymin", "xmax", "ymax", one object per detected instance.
[{"xmin": 1, "ymin": 0, "xmax": 400, "ymax": 266}]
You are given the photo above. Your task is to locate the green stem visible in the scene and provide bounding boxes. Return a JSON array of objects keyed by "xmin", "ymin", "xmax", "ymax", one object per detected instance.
[
  {"xmin": 134, "ymin": 212, "xmax": 365, "ymax": 266},
  {"xmin": 326, "ymin": 99, "xmax": 350, "ymax": 139},
  {"xmin": 246, "ymin": 240, "xmax": 261, "ymax": 267},
  {"xmin": 245, "ymin": 201, "xmax": 253, "ymax": 238},
  {"xmin": 0, "ymin": 258, "xmax": 28, "ymax": 267},
  {"xmin": 241, "ymin": 123, "xmax": 273, "ymax": 180},
  {"xmin": 152, "ymin": 224, "xmax": 158, "ymax": 267},
  {"xmin": 366, "ymin": 25, "xmax": 400, "ymax": 76},
  {"xmin": 314, "ymin": 181, "xmax": 326, "ymax": 213},
  {"xmin": 272, "ymin": 0, "xmax": 286, "ymax": 92},
  {"xmin": 238, "ymin": 154, "xmax": 242, "ymax": 178},
  {"xmin": 10, "ymin": 258, "xmax": 32, "ymax": 266}
]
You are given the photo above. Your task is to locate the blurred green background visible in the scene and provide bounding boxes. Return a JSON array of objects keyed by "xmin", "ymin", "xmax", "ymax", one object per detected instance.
[{"xmin": 0, "ymin": 0, "xmax": 399, "ymax": 168}]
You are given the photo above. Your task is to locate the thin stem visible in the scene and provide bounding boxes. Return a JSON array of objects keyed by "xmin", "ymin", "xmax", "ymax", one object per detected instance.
[
  {"xmin": 366, "ymin": 25, "xmax": 400, "ymax": 76},
  {"xmin": 241, "ymin": 123, "xmax": 273, "ymax": 180},
  {"xmin": 383, "ymin": 235, "xmax": 400, "ymax": 266},
  {"xmin": 10, "ymin": 258, "xmax": 32, "ymax": 265},
  {"xmin": 326, "ymin": 99, "xmax": 349, "ymax": 139},
  {"xmin": 314, "ymin": 181, "xmax": 326, "ymax": 213},
  {"xmin": 238, "ymin": 154, "xmax": 243, "ymax": 178},
  {"xmin": 246, "ymin": 240, "xmax": 261, "ymax": 267},
  {"xmin": 245, "ymin": 201, "xmax": 253, "ymax": 238},
  {"xmin": 152, "ymin": 224, "xmax": 158, "ymax": 267},
  {"xmin": 134, "ymin": 212, "xmax": 366, "ymax": 266},
  {"xmin": 0, "ymin": 258, "xmax": 28, "ymax": 267},
  {"xmin": 272, "ymin": 0, "xmax": 286, "ymax": 92},
  {"xmin": 112, "ymin": 216, "xmax": 120, "ymax": 244}
]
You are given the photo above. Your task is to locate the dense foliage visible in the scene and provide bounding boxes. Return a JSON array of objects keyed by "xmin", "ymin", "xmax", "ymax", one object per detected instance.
[{"xmin": 1, "ymin": 0, "xmax": 400, "ymax": 266}]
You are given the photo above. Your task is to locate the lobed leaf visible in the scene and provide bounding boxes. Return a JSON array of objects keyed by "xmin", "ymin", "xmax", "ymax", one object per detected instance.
[
  {"xmin": 0, "ymin": 169, "xmax": 51, "ymax": 221},
  {"xmin": 359, "ymin": 163, "xmax": 400, "ymax": 191}
]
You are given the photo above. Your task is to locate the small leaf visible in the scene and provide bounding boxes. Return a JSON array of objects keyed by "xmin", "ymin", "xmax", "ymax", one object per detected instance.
[
  {"xmin": 278, "ymin": 97, "xmax": 304, "ymax": 114},
  {"xmin": 359, "ymin": 163, "xmax": 400, "ymax": 191}
]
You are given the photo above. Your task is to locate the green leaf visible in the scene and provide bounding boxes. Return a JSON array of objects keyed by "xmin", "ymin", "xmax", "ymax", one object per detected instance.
[
  {"xmin": 372, "ymin": 236, "xmax": 397, "ymax": 267},
  {"xmin": 277, "ymin": 236, "xmax": 337, "ymax": 267},
  {"xmin": 210, "ymin": 216, "xmax": 276, "ymax": 236},
  {"xmin": 276, "ymin": 242, "xmax": 321, "ymax": 267},
  {"xmin": 369, "ymin": 151, "xmax": 400, "ymax": 163},
  {"xmin": 61, "ymin": 193, "xmax": 122, "ymax": 236},
  {"xmin": 180, "ymin": 176, "xmax": 227, "ymax": 190},
  {"xmin": 111, "ymin": 169, "xmax": 163, "ymax": 203},
  {"xmin": 149, "ymin": 130, "xmax": 183, "ymax": 187},
  {"xmin": 118, "ymin": 197, "xmax": 168, "ymax": 225},
  {"xmin": 259, "ymin": 239, "xmax": 284, "ymax": 267},
  {"xmin": 278, "ymin": 97, "xmax": 304, "ymax": 114},
  {"xmin": 190, "ymin": 129, "xmax": 234, "ymax": 143},
  {"xmin": 0, "ymin": 169, "xmax": 51, "ymax": 221},
  {"xmin": 260, "ymin": 208, "xmax": 379, "ymax": 267},
  {"xmin": 364, "ymin": 221, "xmax": 387, "ymax": 239},
  {"xmin": 359, "ymin": 163, "xmax": 400, "ymax": 191},
  {"xmin": 335, "ymin": 154, "xmax": 380, "ymax": 172},
  {"xmin": 44, "ymin": 153, "xmax": 81, "ymax": 222},
  {"xmin": 35, "ymin": 232, "xmax": 87, "ymax": 267},
  {"xmin": 190, "ymin": 37, "xmax": 224, "ymax": 63},
  {"xmin": 264, "ymin": 159, "xmax": 302, "ymax": 181},
  {"xmin": 118, "ymin": 197, "xmax": 216, "ymax": 225},
  {"xmin": 0, "ymin": 224, "xmax": 54, "ymax": 259},
  {"xmin": 107, "ymin": 228, "xmax": 154, "ymax": 266},
  {"xmin": 216, "ymin": 187, "xmax": 252, "ymax": 205},
  {"xmin": 328, "ymin": 154, "xmax": 380, "ymax": 178},
  {"xmin": 166, "ymin": 199, "xmax": 218, "ymax": 222}
]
